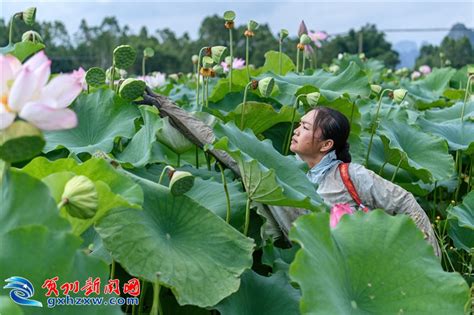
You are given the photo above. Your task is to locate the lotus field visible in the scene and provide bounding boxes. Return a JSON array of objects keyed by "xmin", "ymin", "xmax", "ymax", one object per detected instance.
[{"xmin": 1, "ymin": 8, "xmax": 474, "ymax": 315}]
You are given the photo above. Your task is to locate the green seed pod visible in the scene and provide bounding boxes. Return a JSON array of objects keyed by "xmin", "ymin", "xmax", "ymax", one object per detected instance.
[
  {"xmin": 61, "ymin": 175, "xmax": 98, "ymax": 219},
  {"xmin": 211, "ymin": 46, "xmax": 227, "ymax": 64},
  {"xmin": 467, "ymin": 65, "xmax": 474, "ymax": 76},
  {"xmin": 213, "ymin": 64, "xmax": 224, "ymax": 75},
  {"xmin": 299, "ymin": 34, "xmax": 312, "ymax": 45},
  {"xmin": 0, "ymin": 121, "xmax": 45, "ymax": 163},
  {"xmin": 113, "ymin": 45, "xmax": 137, "ymax": 69},
  {"xmin": 85, "ymin": 67, "xmax": 106, "ymax": 87},
  {"xmin": 106, "ymin": 66, "xmax": 120, "ymax": 81},
  {"xmin": 191, "ymin": 54, "xmax": 199, "ymax": 64},
  {"xmin": 223, "ymin": 10, "xmax": 236, "ymax": 21},
  {"xmin": 393, "ymin": 89, "xmax": 408, "ymax": 103},
  {"xmin": 156, "ymin": 117, "xmax": 193, "ymax": 154},
  {"xmin": 258, "ymin": 77, "xmax": 275, "ymax": 98},
  {"xmin": 279, "ymin": 29, "xmax": 289, "ymax": 41},
  {"xmin": 306, "ymin": 92, "xmax": 321, "ymax": 107},
  {"xmin": 169, "ymin": 171, "xmax": 195, "ymax": 196},
  {"xmin": 21, "ymin": 30, "xmax": 43, "ymax": 43},
  {"xmin": 22, "ymin": 7, "xmax": 37, "ymax": 26},
  {"xmin": 119, "ymin": 78, "xmax": 146, "ymax": 101},
  {"xmin": 370, "ymin": 84, "xmax": 382, "ymax": 95},
  {"xmin": 247, "ymin": 20, "xmax": 259, "ymax": 31},
  {"xmin": 202, "ymin": 56, "xmax": 214, "ymax": 68},
  {"xmin": 143, "ymin": 47, "xmax": 155, "ymax": 58}
]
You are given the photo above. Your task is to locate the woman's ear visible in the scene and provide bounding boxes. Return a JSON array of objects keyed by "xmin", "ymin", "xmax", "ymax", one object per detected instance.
[{"xmin": 320, "ymin": 139, "xmax": 334, "ymax": 153}]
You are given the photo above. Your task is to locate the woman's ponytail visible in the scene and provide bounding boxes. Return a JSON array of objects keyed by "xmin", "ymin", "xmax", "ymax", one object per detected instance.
[{"xmin": 336, "ymin": 142, "xmax": 352, "ymax": 163}]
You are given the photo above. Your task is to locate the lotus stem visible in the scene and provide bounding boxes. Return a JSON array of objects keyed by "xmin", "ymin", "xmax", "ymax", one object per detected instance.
[
  {"xmin": 468, "ymin": 154, "xmax": 473, "ymax": 193},
  {"xmin": 378, "ymin": 161, "xmax": 387, "ymax": 175},
  {"xmin": 110, "ymin": 63, "xmax": 116, "ymax": 90},
  {"xmin": 240, "ymin": 81, "xmax": 253, "ymax": 129},
  {"xmin": 246, "ymin": 36, "xmax": 250, "ymax": 82},
  {"xmin": 365, "ymin": 88, "xmax": 392, "ymax": 167},
  {"xmin": 229, "ymin": 28, "xmax": 234, "ymax": 91},
  {"xmin": 205, "ymin": 77, "xmax": 209, "ymax": 108},
  {"xmin": 142, "ymin": 56, "xmax": 146, "ymax": 77},
  {"xmin": 460, "ymin": 75, "xmax": 473, "ymax": 122},
  {"xmin": 279, "ymin": 40, "xmax": 283, "ymax": 75},
  {"xmin": 302, "ymin": 53, "xmax": 306, "ymax": 73},
  {"xmin": 196, "ymin": 47, "xmax": 207, "ymax": 109},
  {"xmin": 432, "ymin": 181, "xmax": 438, "ymax": 221},
  {"xmin": 313, "ymin": 49, "xmax": 318, "ymax": 69},
  {"xmin": 158, "ymin": 165, "xmax": 175, "ymax": 185},
  {"xmin": 283, "ymin": 94, "xmax": 305, "ymax": 155},
  {"xmin": 138, "ymin": 280, "xmax": 148, "ymax": 315},
  {"xmin": 296, "ymin": 49, "xmax": 300, "ymax": 74},
  {"xmin": 243, "ymin": 196, "xmax": 251, "ymax": 236},
  {"xmin": 390, "ymin": 152, "xmax": 404, "ymax": 182},
  {"xmin": 151, "ymin": 275, "xmax": 162, "ymax": 315},
  {"xmin": 195, "ymin": 145, "xmax": 199, "ymax": 169},
  {"xmin": 110, "ymin": 260, "xmax": 116, "ymax": 279},
  {"xmin": 454, "ymin": 150, "xmax": 463, "ymax": 202},
  {"xmin": 218, "ymin": 163, "xmax": 232, "ymax": 223}
]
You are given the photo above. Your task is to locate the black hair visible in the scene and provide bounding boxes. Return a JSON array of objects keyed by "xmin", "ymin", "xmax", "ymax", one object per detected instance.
[{"xmin": 312, "ymin": 106, "xmax": 352, "ymax": 162}]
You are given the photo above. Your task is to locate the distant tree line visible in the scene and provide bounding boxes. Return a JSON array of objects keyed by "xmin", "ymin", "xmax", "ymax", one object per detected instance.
[{"xmin": 0, "ymin": 15, "xmax": 472, "ymax": 74}]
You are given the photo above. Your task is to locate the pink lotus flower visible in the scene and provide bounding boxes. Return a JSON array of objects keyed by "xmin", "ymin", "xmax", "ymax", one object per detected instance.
[
  {"xmin": 308, "ymin": 31, "xmax": 328, "ymax": 48},
  {"xmin": 411, "ymin": 71, "xmax": 421, "ymax": 80},
  {"xmin": 330, "ymin": 203, "xmax": 354, "ymax": 228},
  {"xmin": 0, "ymin": 51, "xmax": 83, "ymax": 130},
  {"xmin": 418, "ymin": 65, "xmax": 431, "ymax": 75},
  {"xmin": 221, "ymin": 58, "xmax": 246, "ymax": 72}
]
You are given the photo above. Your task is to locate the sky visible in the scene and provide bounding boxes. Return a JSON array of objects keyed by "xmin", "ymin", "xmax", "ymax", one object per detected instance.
[{"xmin": 1, "ymin": 0, "xmax": 473, "ymax": 49}]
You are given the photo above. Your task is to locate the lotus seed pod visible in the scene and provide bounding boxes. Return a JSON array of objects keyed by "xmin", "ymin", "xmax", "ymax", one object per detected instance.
[
  {"xmin": 223, "ymin": 10, "xmax": 236, "ymax": 21},
  {"xmin": 202, "ymin": 56, "xmax": 214, "ymax": 68},
  {"xmin": 113, "ymin": 45, "xmax": 136, "ymax": 68},
  {"xmin": 191, "ymin": 54, "xmax": 199, "ymax": 64},
  {"xmin": 211, "ymin": 46, "xmax": 227, "ymax": 64},
  {"xmin": 213, "ymin": 65, "xmax": 224, "ymax": 75},
  {"xmin": 306, "ymin": 92, "xmax": 321, "ymax": 106},
  {"xmin": 247, "ymin": 20, "xmax": 259, "ymax": 32},
  {"xmin": 299, "ymin": 34, "xmax": 312, "ymax": 45},
  {"xmin": 21, "ymin": 30, "xmax": 43, "ymax": 43},
  {"xmin": 85, "ymin": 67, "xmax": 106, "ymax": 87},
  {"xmin": 61, "ymin": 175, "xmax": 98, "ymax": 219},
  {"xmin": 370, "ymin": 84, "xmax": 382, "ymax": 95},
  {"xmin": 169, "ymin": 171, "xmax": 195, "ymax": 196},
  {"xmin": 0, "ymin": 121, "xmax": 45, "ymax": 163},
  {"xmin": 258, "ymin": 77, "xmax": 275, "ymax": 98},
  {"xmin": 393, "ymin": 89, "xmax": 407, "ymax": 103},
  {"xmin": 467, "ymin": 65, "xmax": 474, "ymax": 76},
  {"xmin": 119, "ymin": 78, "xmax": 146, "ymax": 100},
  {"xmin": 359, "ymin": 53, "xmax": 366, "ymax": 60},
  {"xmin": 106, "ymin": 67, "xmax": 120, "ymax": 81},
  {"xmin": 143, "ymin": 47, "xmax": 155, "ymax": 58},
  {"xmin": 279, "ymin": 29, "xmax": 289, "ymax": 41},
  {"xmin": 22, "ymin": 7, "xmax": 36, "ymax": 26}
]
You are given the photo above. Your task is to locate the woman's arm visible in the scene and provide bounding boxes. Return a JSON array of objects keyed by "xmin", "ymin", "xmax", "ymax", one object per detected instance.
[{"xmin": 350, "ymin": 164, "xmax": 441, "ymax": 258}]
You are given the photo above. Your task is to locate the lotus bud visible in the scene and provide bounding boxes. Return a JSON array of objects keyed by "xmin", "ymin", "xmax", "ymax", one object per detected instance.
[
  {"xmin": 21, "ymin": 30, "xmax": 42, "ymax": 43},
  {"xmin": 143, "ymin": 47, "xmax": 155, "ymax": 58},
  {"xmin": 298, "ymin": 20, "xmax": 308, "ymax": 37},
  {"xmin": 329, "ymin": 65, "xmax": 340, "ymax": 73},
  {"xmin": 211, "ymin": 46, "xmax": 227, "ymax": 64},
  {"xmin": 392, "ymin": 89, "xmax": 407, "ymax": 103},
  {"xmin": 168, "ymin": 73, "xmax": 179, "ymax": 82},
  {"xmin": 258, "ymin": 77, "xmax": 275, "ymax": 97},
  {"xmin": 119, "ymin": 78, "xmax": 146, "ymax": 101},
  {"xmin": 213, "ymin": 64, "xmax": 224, "ymax": 75},
  {"xmin": 306, "ymin": 92, "xmax": 321, "ymax": 106},
  {"xmin": 169, "ymin": 171, "xmax": 195, "ymax": 196},
  {"xmin": 247, "ymin": 20, "xmax": 259, "ymax": 32},
  {"xmin": 22, "ymin": 7, "xmax": 37, "ymax": 26},
  {"xmin": 191, "ymin": 54, "xmax": 199, "ymax": 65},
  {"xmin": 337, "ymin": 53, "xmax": 344, "ymax": 60},
  {"xmin": 223, "ymin": 10, "xmax": 236, "ymax": 21},
  {"xmin": 202, "ymin": 56, "xmax": 214, "ymax": 68},
  {"xmin": 61, "ymin": 175, "xmax": 98, "ymax": 219},
  {"xmin": 279, "ymin": 29, "xmax": 289, "ymax": 41},
  {"xmin": 370, "ymin": 84, "xmax": 382, "ymax": 95},
  {"xmin": 359, "ymin": 53, "xmax": 366, "ymax": 60},
  {"xmin": 113, "ymin": 45, "xmax": 137, "ymax": 68},
  {"xmin": 85, "ymin": 67, "xmax": 106, "ymax": 87},
  {"xmin": 299, "ymin": 34, "xmax": 312, "ymax": 45},
  {"xmin": 0, "ymin": 121, "xmax": 45, "ymax": 163}
]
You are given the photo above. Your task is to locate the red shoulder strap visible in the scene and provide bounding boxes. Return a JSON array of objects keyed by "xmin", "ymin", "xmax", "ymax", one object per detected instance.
[{"xmin": 338, "ymin": 163, "xmax": 369, "ymax": 212}]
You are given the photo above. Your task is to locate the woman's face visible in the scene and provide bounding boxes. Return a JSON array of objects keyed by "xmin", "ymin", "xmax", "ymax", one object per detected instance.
[{"xmin": 290, "ymin": 109, "xmax": 333, "ymax": 159}]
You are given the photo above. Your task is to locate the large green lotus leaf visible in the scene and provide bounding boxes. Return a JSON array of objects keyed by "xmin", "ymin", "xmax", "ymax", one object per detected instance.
[
  {"xmin": 209, "ymin": 68, "xmax": 259, "ymax": 103},
  {"xmin": 185, "ymin": 177, "xmax": 247, "ymax": 229},
  {"xmin": 289, "ymin": 210, "xmax": 470, "ymax": 314},
  {"xmin": 156, "ymin": 116, "xmax": 194, "ymax": 154},
  {"xmin": 377, "ymin": 120, "xmax": 455, "ymax": 182},
  {"xmin": 423, "ymin": 101, "xmax": 474, "ymax": 123},
  {"xmin": 448, "ymin": 191, "xmax": 474, "ymax": 252},
  {"xmin": 95, "ymin": 173, "xmax": 255, "ymax": 308},
  {"xmin": 401, "ymin": 68, "xmax": 456, "ymax": 106},
  {"xmin": 10, "ymin": 41, "xmax": 46, "ymax": 62},
  {"xmin": 0, "ymin": 295, "xmax": 23, "ymax": 315},
  {"xmin": 0, "ymin": 226, "xmax": 122, "ymax": 315},
  {"xmin": 266, "ymin": 62, "xmax": 370, "ymax": 105},
  {"xmin": 1, "ymin": 169, "xmax": 70, "ymax": 234},
  {"xmin": 225, "ymin": 102, "xmax": 299, "ymax": 135},
  {"xmin": 260, "ymin": 50, "xmax": 295, "ymax": 75},
  {"xmin": 212, "ymin": 122, "xmax": 323, "ymax": 210},
  {"xmin": 320, "ymin": 97, "xmax": 362, "ymax": 136},
  {"xmin": 215, "ymin": 270, "xmax": 300, "ymax": 315},
  {"xmin": 116, "ymin": 106, "xmax": 164, "ymax": 167},
  {"xmin": 336, "ymin": 56, "xmax": 385, "ymax": 83},
  {"xmin": 44, "ymin": 88, "xmax": 140, "ymax": 154},
  {"xmin": 22, "ymin": 157, "xmax": 143, "ymax": 207}
]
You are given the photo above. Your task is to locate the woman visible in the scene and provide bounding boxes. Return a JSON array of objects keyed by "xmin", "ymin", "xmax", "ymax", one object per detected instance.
[{"xmin": 290, "ymin": 106, "xmax": 441, "ymax": 257}]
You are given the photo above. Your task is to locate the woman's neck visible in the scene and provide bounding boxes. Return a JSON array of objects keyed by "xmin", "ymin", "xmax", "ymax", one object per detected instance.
[{"xmin": 300, "ymin": 153, "xmax": 325, "ymax": 169}]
